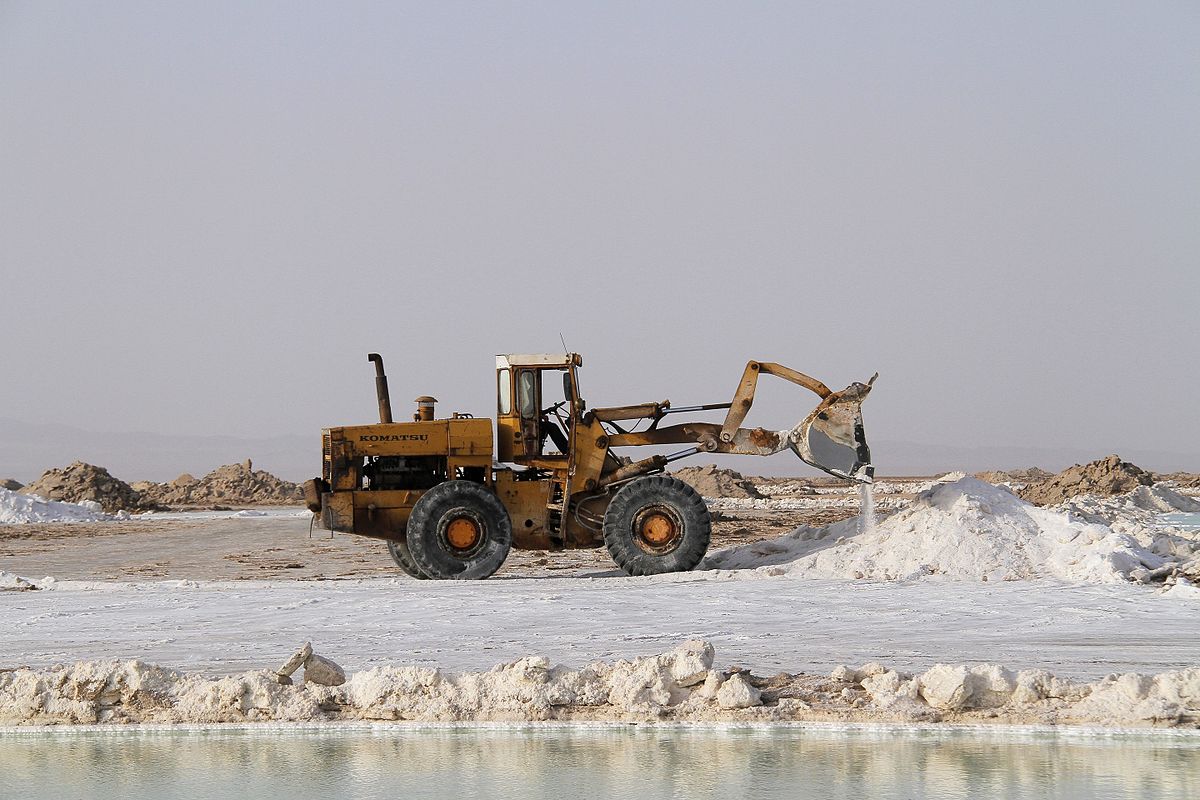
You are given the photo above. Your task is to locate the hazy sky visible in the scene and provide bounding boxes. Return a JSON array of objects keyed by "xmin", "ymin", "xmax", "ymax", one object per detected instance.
[{"xmin": 1, "ymin": 2, "xmax": 1197, "ymax": 473}]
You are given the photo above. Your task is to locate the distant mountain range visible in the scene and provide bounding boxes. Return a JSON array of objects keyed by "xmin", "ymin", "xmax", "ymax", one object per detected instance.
[
  {"xmin": 0, "ymin": 418, "xmax": 315, "ymax": 484},
  {"xmin": 1, "ymin": 417, "xmax": 1195, "ymax": 484}
]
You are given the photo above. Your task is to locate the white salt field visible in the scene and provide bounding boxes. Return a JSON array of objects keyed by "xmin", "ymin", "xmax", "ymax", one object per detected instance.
[
  {"xmin": 4, "ymin": 477, "xmax": 1200, "ymax": 731},
  {"xmin": 4, "ymin": 575, "xmax": 1198, "ymax": 681}
]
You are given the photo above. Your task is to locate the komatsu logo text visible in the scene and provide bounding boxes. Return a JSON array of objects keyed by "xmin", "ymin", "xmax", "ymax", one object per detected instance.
[{"xmin": 359, "ymin": 434, "xmax": 429, "ymax": 442}]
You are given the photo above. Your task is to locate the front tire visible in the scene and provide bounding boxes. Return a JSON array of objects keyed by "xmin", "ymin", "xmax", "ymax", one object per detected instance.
[
  {"xmin": 406, "ymin": 480, "xmax": 512, "ymax": 580},
  {"xmin": 387, "ymin": 538, "xmax": 429, "ymax": 580},
  {"xmin": 603, "ymin": 475, "xmax": 711, "ymax": 576}
]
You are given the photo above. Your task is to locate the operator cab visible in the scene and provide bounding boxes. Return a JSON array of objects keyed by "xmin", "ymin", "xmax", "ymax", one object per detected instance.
[{"xmin": 495, "ymin": 353, "xmax": 584, "ymax": 463}]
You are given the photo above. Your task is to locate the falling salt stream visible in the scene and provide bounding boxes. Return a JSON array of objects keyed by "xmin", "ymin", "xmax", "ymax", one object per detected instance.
[{"xmin": 858, "ymin": 481, "xmax": 876, "ymax": 534}]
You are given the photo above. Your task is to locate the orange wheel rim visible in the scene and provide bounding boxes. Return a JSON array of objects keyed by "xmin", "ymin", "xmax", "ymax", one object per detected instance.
[
  {"xmin": 446, "ymin": 517, "xmax": 482, "ymax": 550},
  {"xmin": 639, "ymin": 512, "xmax": 678, "ymax": 546}
]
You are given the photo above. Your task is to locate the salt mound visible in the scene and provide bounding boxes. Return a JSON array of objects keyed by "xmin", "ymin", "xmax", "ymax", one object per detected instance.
[
  {"xmin": 3, "ymin": 641, "xmax": 1198, "ymax": 727},
  {"xmin": 672, "ymin": 464, "xmax": 763, "ymax": 499},
  {"xmin": 1053, "ymin": 485, "xmax": 1200, "ymax": 564},
  {"xmin": 848, "ymin": 661, "xmax": 1200, "ymax": 726},
  {"xmin": 0, "ymin": 487, "xmax": 112, "ymax": 524},
  {"xmin": 20, "ymin": 461, "xmax": 146, "ymax": 512},
  {"xmin": 0, "ymin": 641, "xmax": 719, "ymax": 725},
  {"xmin": 1019, "ymin": 455, "xmax": 1153, "ymax": 506},
  {"xmin": 137, "ymin": 460, "xmax": 303, "ymax": 507},
  {"xmin": 1053, "ymin": 485, "xmax": 1200, "ymax": 534},
  {"xmin": 703, "ymin": 477, "xmax": 1163, "ymax": 584},
  {"xmin": 0, "ymin": 570, "xmax": 39, "ymax": 591},
  {"xmin": 1165, "ymin": 578, "xmax": 1200, "ymax": 600},
  {"xmin": 1124, "ymin": 485, "xmax": 1200, "ymax": 514}
]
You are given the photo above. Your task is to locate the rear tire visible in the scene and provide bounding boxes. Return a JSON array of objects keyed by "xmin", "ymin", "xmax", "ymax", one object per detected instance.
[
  {"xmin": 603, "ymin": 475, "xmax": 711, "ymax": 576},
  {"xmin": 407, "ymin": 480, "xmax": 512, "ymax": 580},
  {"xmin": 386, "ymin": 538, "xmax": 429, "ymax": 580}
]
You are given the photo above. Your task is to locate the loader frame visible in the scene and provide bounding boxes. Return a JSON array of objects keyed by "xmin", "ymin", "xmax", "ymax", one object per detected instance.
[{"xmin": 307, "ymin": 352, "xmax": 874, "ymax": 573}]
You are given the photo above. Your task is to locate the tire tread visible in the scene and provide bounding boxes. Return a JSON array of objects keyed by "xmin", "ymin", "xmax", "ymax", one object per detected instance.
[{"xmin": 602, "ymin": 475, "xmax": 711, "ymax": 576}]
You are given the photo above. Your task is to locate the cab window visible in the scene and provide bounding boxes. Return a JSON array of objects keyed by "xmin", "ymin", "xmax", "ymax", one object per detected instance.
[
  {"xmin": 517, "ymin": 370, "xmax": 538, "ymax": 418},
  {"xmin": 497, "ymin": 368, "xmax": 512, "ymax": 415}
]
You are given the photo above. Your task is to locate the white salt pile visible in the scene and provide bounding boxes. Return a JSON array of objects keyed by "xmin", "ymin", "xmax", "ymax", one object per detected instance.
[
  {"xmin": 0, "ymin": 571, "xmax": 39, "ymax": 591},
  {"xmin": 2, "ymin": 640, "xmax": 1197, "ymax": 728},
  {"xmin": 1165, "ymin": 578, "xmax": 1200, "ymax": 600},
  {"xmin": 1051, "ymin": 486, "xmax": 1200, "ymax": 576},
  {"xmin": 0, "ymin": 487, "xmax": 113, "ymax": 524},
  {"xmin": 704, "ymin": 477, "xmax": 1167, "ymax": 584},
  {"xmin": 1055, "ymin": 485, "xmax": 1200, "ymax": 537},
  {"xmin": 876, "ymin": 471, "xmax": 966, "ymax": 495}
]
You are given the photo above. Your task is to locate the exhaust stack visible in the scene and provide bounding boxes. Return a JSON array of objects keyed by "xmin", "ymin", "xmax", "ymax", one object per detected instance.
[{"xmin": 367, "ymin": 353, "xmax": 394, "ymax": 424}]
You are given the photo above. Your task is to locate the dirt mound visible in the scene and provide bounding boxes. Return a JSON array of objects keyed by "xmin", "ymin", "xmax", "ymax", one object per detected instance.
[
  {"xmin": 974, "ymin": 467, "xmax": 1052, "ymax": 485},
  {"xmin": 1155, "ymin": 472, "xmax": 1200, "ymax": 488},
  {"xmin": 19, "ymin": 461, "xmax": 146, "ymax": 512},
  {"xmin": 0, "ymin": 479, "xmax": 22, "ymax": 491},
  {"xmin": 138, "ymin": 460, "xmax": 302, "ymax": 507},
  {"xmin": 1019, "ymin": 455, "xmax": 1153, "ymax": 506},
  {"xmin": 672, "ymin": 464, "xmax": 763, "ymax": 499}
]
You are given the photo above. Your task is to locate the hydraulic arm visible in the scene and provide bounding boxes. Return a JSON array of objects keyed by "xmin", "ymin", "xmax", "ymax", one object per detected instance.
[{"xmin": 594, "ymin": 360, "xmax": 876, "ymax": 483}]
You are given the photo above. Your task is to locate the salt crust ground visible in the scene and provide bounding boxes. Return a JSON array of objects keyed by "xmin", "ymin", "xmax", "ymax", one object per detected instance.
[
  {"xmin": 5, "ymin": 478, "xmax": 1199, "ymax": 729},
  {"xmin": 0, "ymin": 487, "xmax": 307, "ymax": 524},
  {"xmin": 4, "ymin": 575, "xmax": 1198, "ymax": 682},
  {"xmin": 1, "ymin": 641, "xmax": 1197, "ymax": 729}
]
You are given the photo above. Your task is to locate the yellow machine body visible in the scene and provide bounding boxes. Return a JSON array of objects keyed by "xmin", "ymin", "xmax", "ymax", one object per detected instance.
[{"xmin": 317, "ymin": 417, "xmax": 495, "ymax": 539}]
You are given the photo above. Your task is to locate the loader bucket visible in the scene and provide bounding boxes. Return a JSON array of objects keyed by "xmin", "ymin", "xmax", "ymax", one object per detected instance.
[{"xmin": 790, "ymin": 376, "xmax": 875, "ymax": 483}]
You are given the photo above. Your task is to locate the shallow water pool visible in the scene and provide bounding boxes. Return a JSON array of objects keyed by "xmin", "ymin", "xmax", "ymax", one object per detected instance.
[
  {"xmin": 1, "ymin": 725, "xmax": 1197, "ymax": 799},
  {"xmin": 1162, "ymin": 512, "xmax": 1200, "ymax": 531}
]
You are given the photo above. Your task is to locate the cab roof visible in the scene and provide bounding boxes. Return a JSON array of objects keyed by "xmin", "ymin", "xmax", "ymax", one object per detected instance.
[{"xmin": 496, "ymin": 353, "xmax": 583, "ymax": 368}]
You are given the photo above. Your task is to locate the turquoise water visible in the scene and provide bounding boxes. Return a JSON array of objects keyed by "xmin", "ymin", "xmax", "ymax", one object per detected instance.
[
  {"xmin": 1, "ymin": 725, "xmax": 1197, "ymax": 799},
  {"xmin": 1162, "ymin": 512, "xmax": 1200, "ymax": 530}
]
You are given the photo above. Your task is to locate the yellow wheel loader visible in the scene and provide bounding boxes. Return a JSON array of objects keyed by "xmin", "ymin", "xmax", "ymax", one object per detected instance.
[{"xmin": 304, "ymin": 353, "xmax": 876, "ymax": 580}]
